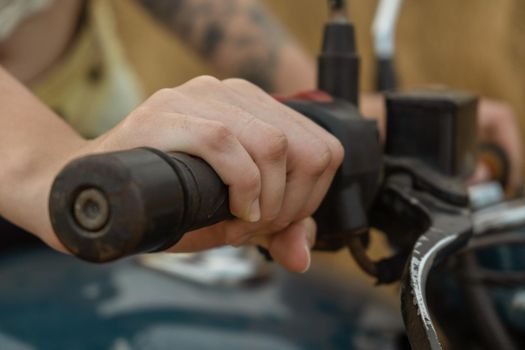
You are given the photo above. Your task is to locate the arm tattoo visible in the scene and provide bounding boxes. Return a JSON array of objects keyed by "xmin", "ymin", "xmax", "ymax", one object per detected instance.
[{"xmin": 138, "ymin": 0, "xmax": 289, "ymax": 91}]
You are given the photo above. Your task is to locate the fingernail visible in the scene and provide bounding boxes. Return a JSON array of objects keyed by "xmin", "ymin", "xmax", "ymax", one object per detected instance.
[
  {"xmin": 246, "ymin": 199, "xmax": 261, "ymax": 222},
  {"xmin": 300, "ymin": 243, "xmax": 311, "ymax": 273}
]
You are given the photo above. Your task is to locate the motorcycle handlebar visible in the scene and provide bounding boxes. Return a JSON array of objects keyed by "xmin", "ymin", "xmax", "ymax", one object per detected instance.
[{"xmin": 49, "ymin": 148, "xmax": 231, "ymax": 262}]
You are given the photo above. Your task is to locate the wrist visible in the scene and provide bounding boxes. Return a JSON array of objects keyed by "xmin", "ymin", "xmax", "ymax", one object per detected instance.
[{"xmin": 0, "ymin": 136, "xmax": 89, "ymax": 251}]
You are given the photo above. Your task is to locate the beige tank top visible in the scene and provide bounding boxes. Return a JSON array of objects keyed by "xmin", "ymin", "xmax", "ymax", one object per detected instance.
[{"xmin": 30, "ymin": 0, "xmax": 144, "ymax": 138}]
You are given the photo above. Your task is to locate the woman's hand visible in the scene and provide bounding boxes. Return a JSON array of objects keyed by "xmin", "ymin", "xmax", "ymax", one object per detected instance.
[
  {"xmin": 470, "ymin": 99, "xmax": 523, "ymax": 194},
  {"xmin": 83, "ymin": 76, "xmax": 344, "ymax": 272}
]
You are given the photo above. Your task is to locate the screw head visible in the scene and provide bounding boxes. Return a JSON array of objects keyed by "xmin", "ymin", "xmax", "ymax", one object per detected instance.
[{"xmin": 73, "ymin": 188, "xmax": 109, "ymax": 232}]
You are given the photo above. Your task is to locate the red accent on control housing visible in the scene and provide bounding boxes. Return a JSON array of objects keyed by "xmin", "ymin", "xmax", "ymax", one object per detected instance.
[{"xmin": 273, "ymin": 90, "xmax": 334, "ymax": 103}]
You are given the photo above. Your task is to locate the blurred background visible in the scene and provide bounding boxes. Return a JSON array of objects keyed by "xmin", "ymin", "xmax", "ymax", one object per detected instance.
[{"xmin": 113, "ymin": 0, "xmax": 525, "ymax": 138}]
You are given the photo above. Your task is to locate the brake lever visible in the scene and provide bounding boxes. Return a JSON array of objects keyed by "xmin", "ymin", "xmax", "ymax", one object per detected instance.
[
  {"xmin": 397, "ymin": 188, "xmax": 471, "ymax": 349},
  {"xmin": 375, "ymin": 162, "xmax": 472, "ymax": 350}
]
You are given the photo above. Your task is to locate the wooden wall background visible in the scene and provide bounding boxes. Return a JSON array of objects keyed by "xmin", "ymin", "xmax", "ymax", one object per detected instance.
[{"xmin": 111, "ymin": 0, "xmax": 524, "ymax": 121}]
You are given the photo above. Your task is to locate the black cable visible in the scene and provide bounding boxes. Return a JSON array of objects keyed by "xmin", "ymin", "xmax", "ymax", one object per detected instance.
[
  {"xmin": 347, "ymin": 236, "xmax": 378, "ymax": 277},
  {"xmin": 346, "ymin": 235, "xmax": 408, "ymax": 284}
]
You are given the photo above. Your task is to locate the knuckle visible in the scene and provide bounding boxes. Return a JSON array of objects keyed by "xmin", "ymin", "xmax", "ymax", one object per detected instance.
[
  {"xmin": 198, "ymin": 120, "xmax": 234, "ymax": 151},
  {"xmin": 327, "ymin": 136, "xmax": 345, "ymax": 170},
  {"xmin": 310, "ymin": 148, "xmax": 332, "ymax": 175},
  {"xmin": 222, "ymin": 78, "xmax": 267, "ymax": 98},
  {"xmin": 240, "ymin": 167, "xmax": 261, "ymax": 192},
  {"xmin": 151, "ymin": 87, "xmax": 175, "ymax": 100},
  {"xmin": 187, "ymin": 75, "xmax": 221, "ymax": 88},
  {"xmin": 299, "ymin": 141, "xmax": 332, "ymax": 176},
  {"xmin": 223, "ymin": 78, "xmax": 257, "ymax": 90},
  {"xmin": 259, "ymin": 127, "xmax": 288, "ymax": 162}
]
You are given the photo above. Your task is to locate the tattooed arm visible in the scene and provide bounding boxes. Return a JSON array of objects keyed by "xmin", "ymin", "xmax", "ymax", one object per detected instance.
[{"xmin": 137, "ymin": 0, "xmax": 315, "ymax": 93}]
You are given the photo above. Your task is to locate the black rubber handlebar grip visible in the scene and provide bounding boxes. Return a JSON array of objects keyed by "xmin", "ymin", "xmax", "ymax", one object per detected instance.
[{"xmin": 49, "ymin": 148, "xmax": 231, "ymax": 262}]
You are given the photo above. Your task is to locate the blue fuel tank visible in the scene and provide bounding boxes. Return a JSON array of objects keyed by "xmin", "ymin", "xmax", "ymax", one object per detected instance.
[{"xmin": 0, "ymin": 245, "xmax": 404, "ymax": 350}]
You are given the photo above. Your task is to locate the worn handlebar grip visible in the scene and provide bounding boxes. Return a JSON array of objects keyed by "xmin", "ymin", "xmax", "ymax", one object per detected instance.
[{"xmin": 49, "ymin": 148, "xmax": 231, "ymax": 262}]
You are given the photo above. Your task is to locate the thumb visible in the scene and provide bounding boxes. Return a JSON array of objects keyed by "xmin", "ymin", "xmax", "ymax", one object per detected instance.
[{"xmin": 268, "ymin": 217, "xmax": 316, "ymax": 273}]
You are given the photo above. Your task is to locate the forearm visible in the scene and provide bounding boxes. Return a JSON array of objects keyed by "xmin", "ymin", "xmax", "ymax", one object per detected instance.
[
  {"xmin": 138, "ymin": 0, "xmax": 315, "ymax": 93},
  {"xmin": 0, "ymin": 67, "xmax": 86, "ymax": 248}
]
